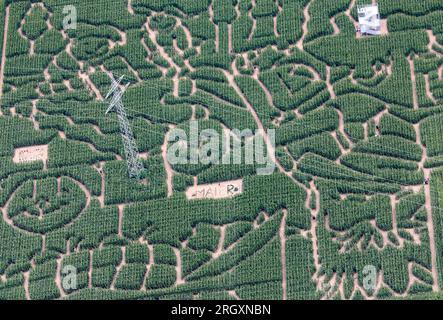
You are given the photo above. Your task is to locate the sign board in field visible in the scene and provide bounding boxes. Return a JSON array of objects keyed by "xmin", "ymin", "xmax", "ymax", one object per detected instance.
[
  {"xmin": 13, "ymin": 145, "xmax": 48, "ymax": 164},
  {"xmin": 186, "ymin": 179, "xmax": 243, "ymax": 200}
]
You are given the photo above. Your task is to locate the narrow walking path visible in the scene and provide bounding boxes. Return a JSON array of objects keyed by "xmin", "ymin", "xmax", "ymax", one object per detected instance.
[
  {"xmin": 296, "ymin": 1, "xmax": 311, "ymax": 50},
  {"xmin": 424, "ymin": 74, "xmax": 437, "ymax": 104},
  {"xmin": 345, "ymin": 0, "xmax": 358, "ymax": 29},
  {"xmin": 128, "ymin": 0, "xmax": 134, "ymax": 15},
  {"xmin": 223, "ymin": 69, "xmax": 283, "ymax": 175},
  {"xmin": 280, "ymin": 209, "xmax": 288, "ymax": 300},
  {"xmin": 145, "ymin": 18, "xmax": 181, "ymax": 96},
  {"xmin": 0, "ymin": 5, "xmax": 10, "ymax": 104},
  {"xmin": 415, "ymin": 123, "xmax": 439, "ymax": 291},
  {"xmin": 162, "ymin": 125, "xmax": 175, "ymax": 197},
  {"xmin": 174, "ymin": 247, "xmax": 185, "ymax": 285},
  {"xmin": 408, "ymin": 56, "xmax": 419, "ymax": 109},
  {"xmin": 78, "ymin": 71, "xmax": 104, "ymax": 101},
  {"xmin": 309, "ymin": 181, "xmax": 322, "ymax": 291}
]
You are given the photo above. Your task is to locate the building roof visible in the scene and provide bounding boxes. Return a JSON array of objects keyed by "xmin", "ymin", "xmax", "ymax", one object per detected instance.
[{"xmin": 357, "ymin": 4, "xmax": 381, "ymax": 36}]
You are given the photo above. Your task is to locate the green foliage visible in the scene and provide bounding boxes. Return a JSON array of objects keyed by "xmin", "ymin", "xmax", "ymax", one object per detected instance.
[
  {"xmin": 126, "ymin": 243, "xmax": 150, "ymax": 264},
  {"xmin": 277, "ymin": 0, "xmax": 304, "ymax": 44},
  {"xmin": 235, "ymin": 75, "xmax": 276, "ymax": 128},
  {"xmin": 145, "ymin": 265, "xmax": 176, "ymax": 289},
  {"xmin": 181, "ymin": 247, "xmax": 211, "ymax": 278},
  {"xmin": 421, "ymin": 114, "xmax": 443, "ymax": 157},
  {"xmin": 35, "ymin": 30, "xmax": 68, "ymax": 55},
  {"xmin": 307, "ymin": 31, "xmax": 427, "ymax": 83},
  {"xmin": 276, "ymin": 108, "xmax": 339, "ymax": 145},
  {"xmin": 2, "ymin": 0, "xmax": 443, "ymax": 301},
  {"xmin": 332, "ymin": 94, "xmax": 385, "ymax": 122},
  {"xmin": 115, "ymin": 264, "xmax": 147, "ymax": 290},
  {"xmin": 22, "ymin": 6, "xmax": 48, "ymax": 41},
  {"xmin": 380, "ymin": 114, "xmax": 416, "ymax": 141},
  {"xmin": 305, "ymin": 0, "xmax": 349, "ymax": 41},
  {"xmin": 353, "ymin": 136, "xmax": 422, "ymax": 162},
  {"xmin": 48, "ymin": 138, "xmax": 114, "ymax": 168},
  {"xmin": 223, "ymin": 222, "xmax": 252, "ymax": 249},
  {"xmin": 154, "ymin": 244, "xmax": 176, "ymax": 265},
  {"xmin": 92, "ymin": 265, "xmax": 116, "ymax": 288},
  {"xmin": 213, "ymin": 0, "xmax": 236, "ymax": 24},
  {"xmin": 188, "ymin": 223, "xmax": 220, "ymax": 252},
  {"xmin": 288, "ymin": 133, "xmax": 341, "ymax": 161},
  {"xmin": 93, "ymin": 246, "xmax": 122, "ymax": 268}
]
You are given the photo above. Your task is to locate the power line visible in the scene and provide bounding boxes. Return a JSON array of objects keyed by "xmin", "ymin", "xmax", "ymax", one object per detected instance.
[
  {"xmin": 105, "ymin": 74, "xmax": 144, "ymax": 180},
  {"xmin": 0, "ymin": 2, "xmax": 442, "ymax": 211},
  {"xmin": 0, "ymin": 85, "xmax": 439, "ymax": 182},
  {"xmin": 0, "ymin": 82, "xmax": 438, "ymax": 177},
  {"xmin": 1, "ymin": 110, "xmax": 441, "ymax": 215}
]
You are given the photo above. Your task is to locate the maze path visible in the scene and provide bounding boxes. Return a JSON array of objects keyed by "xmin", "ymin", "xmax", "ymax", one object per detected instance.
[{"xmin": 0, "ymin": 0, "xmax": 443, "ymax": 300}]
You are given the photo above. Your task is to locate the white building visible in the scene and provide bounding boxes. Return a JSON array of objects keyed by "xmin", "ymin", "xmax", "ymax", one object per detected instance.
[{"xmin": 357, "ymin": 4, "xmax": 381, "ymax": 36}]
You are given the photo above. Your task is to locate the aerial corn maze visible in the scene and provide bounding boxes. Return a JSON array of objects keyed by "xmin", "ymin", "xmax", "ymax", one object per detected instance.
[{"xmin": 1, "ymin": 0, "xmax": 443, "ymax": 301}]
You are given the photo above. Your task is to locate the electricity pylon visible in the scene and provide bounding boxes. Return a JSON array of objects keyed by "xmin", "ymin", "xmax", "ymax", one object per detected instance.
[{"xmin": 105, "ymin": 74, "xmax": 144, "ymax": 179}]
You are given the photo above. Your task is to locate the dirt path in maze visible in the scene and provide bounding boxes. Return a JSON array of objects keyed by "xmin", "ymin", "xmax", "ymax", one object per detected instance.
[
  {"xmin": 110, "ymin": 246, "xmax": 126, "ymax": 290},
  {"xmin": 128, "ymin": 0, "xmax": 134, "ymax": 15},
  {"xmin": 177, "ymin": 19, "xmax": 193, "ymax": 49},
  {"xmin": 326, "ymin": 66, "xmax": 336, "ymax": 99},
  {"xmin": 336, "ymin": 108, "xmax": 353, "ymax": 150},
  {"xmin": 345, "ymin": 0, "xmax": 358, "ymax": 29},
  {"xmin": 23, "ymin": 270, "xmax": 31, "ymax": 300},
  {"xmin": 330, "ymin": 16, "xmax": 340, "ymax": 35},
  {"xmin": 414, "ymin": 123, "xmax": 439, "ymax": 291},
  {"xmin": 424, "ymin": 74, "xmax": 437, "ymax": 104},
  {"xmin": 175, "ymin": 19, "xmax": 196, "ymax": 71},
  {"xmin": 96, "ymin": 162, "xmax": 106, "ymax": 207},
  {"xmin": 212, "ymin": 225, "xmax": 226, "ymax": 259},
  {"xmin": 55, "ymin": 255, "xmax": 67, "ymax": 298},
  {"xmin": 1, "ymin": 177, "xmax": 92, "ymax": 236},
  {"xmin": 209, "ymin": 2, "xmax": 219, "ymax": 52},
  {"xmin": 252, "ymin": 68, "xmax": 277, "ymax": 113},
  {"xmin": 248, "ymin": 0, "xmax": 257, "ymax": 41},
  {"xmin": 408, "ymin": 56, "xmax": 419, "ymax": 109},
  {"xmin": 17, "ymin": 9, "xmax": 30, "ymax": 54},
  {"xmin": 0, "ymin": 5, "xmax": 10, "ymax": 104},
  {"xmin": 78, "ymin": 71, "xmax": 104, "ymax": 101},
  {"xmin": 279, "ymin": 209, "xmax": 288, "ymax": 300},
  {"xmin": 173, "ymin": 247, "xmax": 185, "ymax": 285},
  {"xmin": 228, "ymin": 290, "xmax": 240, "ymax": 300},
  {"xmin": 308, "ymin": 181, "xmax": 322, "ymax": 292},
  {"xmin": 373, "ymin": 108, "xmax": 388, "ymax": 128},
  {"xmin": 117, "ymin": 204, "xmax": 124, "ymax": 237},
  {"xmin": 145, "ymin": 19, "xmax": 180, "ymax": 96},
  {"xmin": 223, "ymin": 68, "xmax": 288, "ymax": 177},
  {"xmin": 389, "ymin": 194, "xmax": 402, "ymax": 245},
  {"xmin": 296, "ymin": 1, "xmax": 311, "ymax": 50},
  {"xmin": 162, "ymin": 125, "xmax": 175, "ymax": 197},
  {"xmin": 274, "ymin": 2, "xmax": 282, "ymax": 38},
  {"xmin": 427, "ymin": 30, "xmax": 443, "ymax": 58},
  {"xmin": 424, "ymin": 172, "xmax": 439, "ymax": 292},
  {"xmin": 139, "ymin": 237, "xmax": 153, "ymax": 291}
]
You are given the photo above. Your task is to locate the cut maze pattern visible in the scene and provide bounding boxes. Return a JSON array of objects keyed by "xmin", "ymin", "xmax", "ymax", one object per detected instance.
[{"xmin": 0, "ymin": 0, "xmax": 443, "ymax": 300}]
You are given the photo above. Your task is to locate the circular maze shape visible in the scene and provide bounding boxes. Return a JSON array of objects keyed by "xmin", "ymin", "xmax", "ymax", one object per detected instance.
[{"xmin": 6, "ymin": 177, "xmax": 88, "ymax": 235}]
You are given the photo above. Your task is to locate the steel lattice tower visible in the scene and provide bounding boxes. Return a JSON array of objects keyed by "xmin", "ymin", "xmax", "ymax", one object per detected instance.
[{"xmin": 105, "ymin": 74, "xmax": 145, "ymax": 179}]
